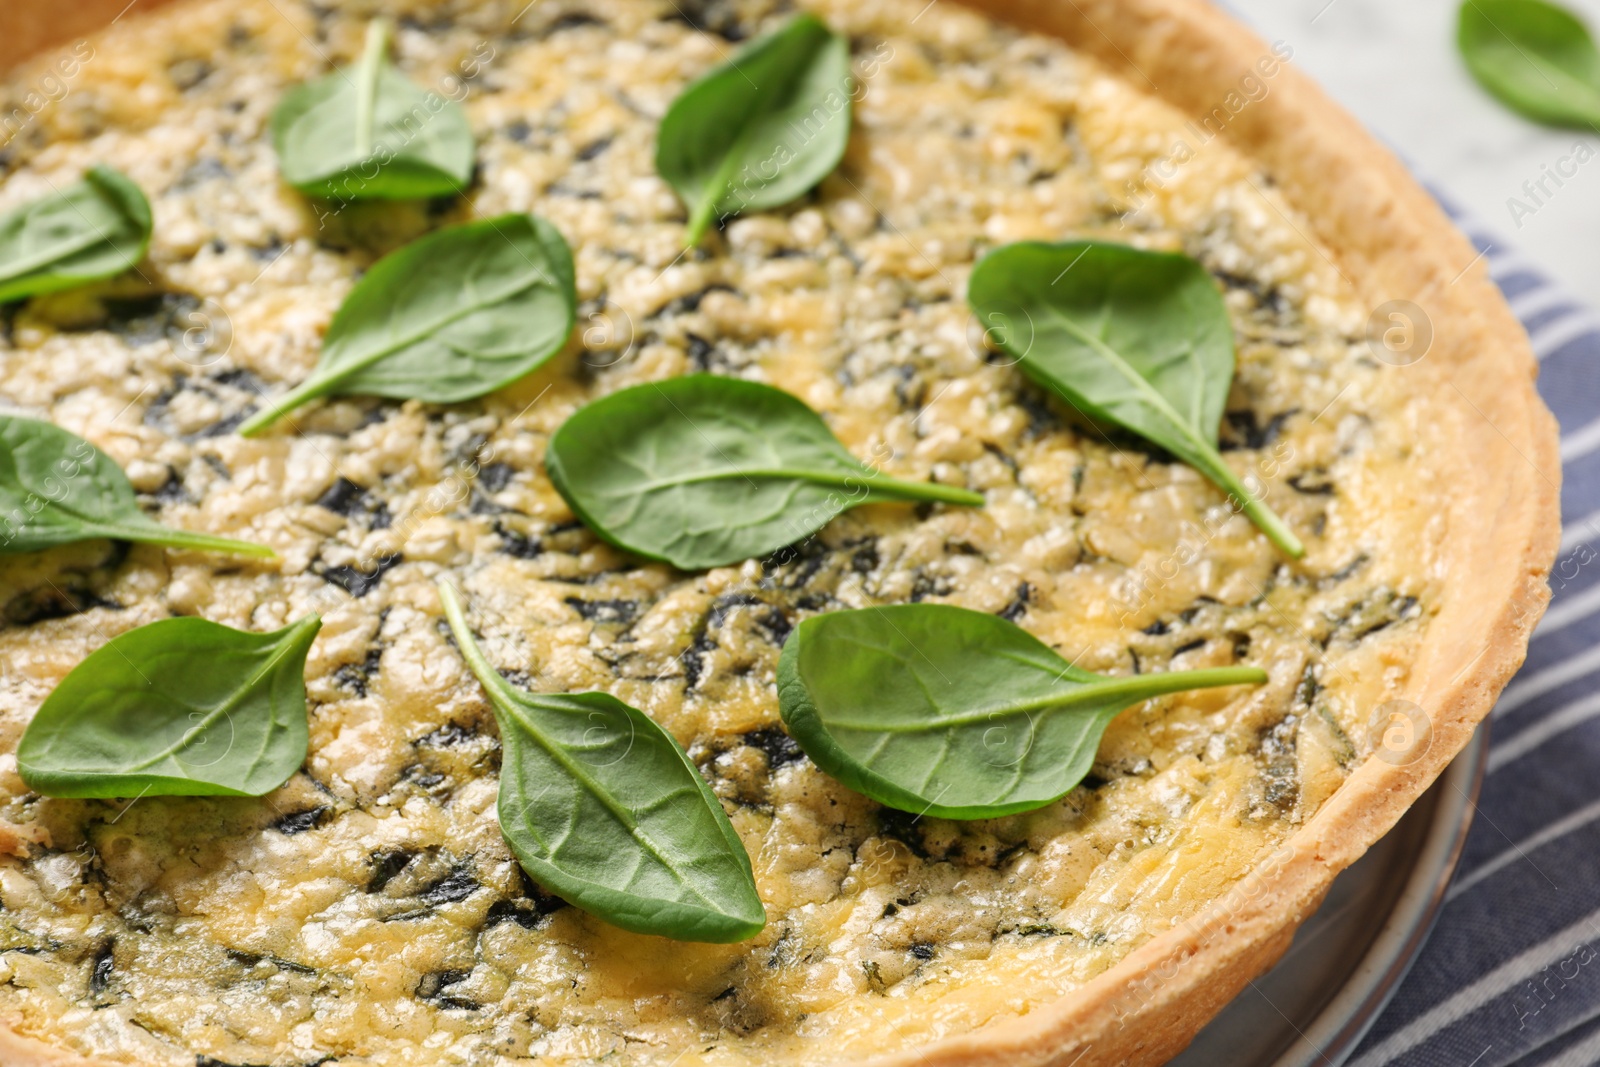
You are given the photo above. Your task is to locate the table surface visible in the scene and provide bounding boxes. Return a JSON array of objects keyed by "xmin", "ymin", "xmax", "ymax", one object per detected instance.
[
  {"xmin": 1226, "ymin": 0, "xmax": 1600, "ymax": 305},
  {"xmin": 1215, "ymin": 9, "xmax": 1600, "ymax": 1067}
]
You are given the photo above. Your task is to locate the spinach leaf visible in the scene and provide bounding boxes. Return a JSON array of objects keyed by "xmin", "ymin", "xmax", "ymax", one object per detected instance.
[
  {"xmin": 238, "ymin": 213, "xmax": 575, "ymax": 435},
  {"xmin": 0, "ymin": 166, "xmax": 151, "ymax": 303},
  {"xmin": 778, "ymin": 604, "xmax": 1268, "ymax": 819},
  {"xmin": 437, "ymin": 581, "xmax": 765, "ymax": 942},
  {"xmin": 271, "ymin": 18, "xmax": 474, "ymax": 200},
  {"xmin": 18, "ymin": 614, "xmax": 320, "ymax": 799},
  {"xmin": 968, "ymin": 240, "xmax": 1304, "ymax": 557},
  {"xmin": 657, "ymin": 13, "xmax": 851, "ymax": 245},
  {"xmin": 544, "ymin": 375, "xmax": 983, "ymax": 571},
  {"xmin": 1458, "ymin": 0, "xmax": 1600, "ymax": 126},
  {"xmin": 0, "ymin": 415, "xmax": 273, "ymax": 557}
]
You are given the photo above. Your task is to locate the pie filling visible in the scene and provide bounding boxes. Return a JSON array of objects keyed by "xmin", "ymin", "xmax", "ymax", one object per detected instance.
[{"xmin": 0, "ymin": 0, "xmax": 1437, "ymax": 1063}]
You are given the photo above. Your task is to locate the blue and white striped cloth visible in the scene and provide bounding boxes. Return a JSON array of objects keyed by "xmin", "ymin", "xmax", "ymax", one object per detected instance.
[{"xmin": 1344, "ymin": 198, "xmax": 1600, "ymax": 1067}]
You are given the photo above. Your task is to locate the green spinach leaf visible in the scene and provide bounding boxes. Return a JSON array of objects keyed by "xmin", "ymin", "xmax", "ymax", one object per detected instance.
[
  {"xmin": 271, "ymin": 19, "xmax": 474, "ymax": 200},
  {"xmin": 437, "ymin": 581, "xmax": 765, "ymax": 942},
  {"xmin": 0, "ymin": 166, "xmax": 151, "ymax": 303},
  {"xmin": 657, "ymin": 13, "xmax": 851, "ymax": 245},
  {"xmin": 18, "ymin": 614, "xmax": 320, "ymax": 798},
  {"xmin": 968, "ymin": 240, "xmax": 1303, "ymax": 556},
  {"xmin": 1458, "ymin": 0, "xmax": 1600, "ymax": 126},
  {"xmin": 544, "ymin": 375, "xmax": 983, "ymax": 571},
  {"xmin": 238, "ymin": 213, "xmax": 575, "ymax": 435},
  {"xmin": 778, "ymin": 604, "xmax": 1267, "ymax": 819},
  {"xmin": 0, "ymin": 415, "xmax": 273, "ymax": 557}
]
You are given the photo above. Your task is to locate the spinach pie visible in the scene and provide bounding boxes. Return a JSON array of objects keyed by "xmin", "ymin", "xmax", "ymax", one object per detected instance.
[{"xmin": 0, "ymin": 0, "xmax": 1557, "ymax": 1065}]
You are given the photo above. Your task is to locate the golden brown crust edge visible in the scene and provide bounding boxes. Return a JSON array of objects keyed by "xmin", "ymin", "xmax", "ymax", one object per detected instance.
[
  {"xmin": 0, "ymin": 1, "xmax": 1559, "ymax": 1065},
  {"xmin": 865, "ymin": 0, "xmax": 1560, "ymax": 1064}
]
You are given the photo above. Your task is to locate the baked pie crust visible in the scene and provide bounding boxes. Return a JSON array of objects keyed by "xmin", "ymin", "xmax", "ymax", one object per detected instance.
[{"xmin": 0, "ymin": 0, "xmax": 1557, "ymax": 1064}]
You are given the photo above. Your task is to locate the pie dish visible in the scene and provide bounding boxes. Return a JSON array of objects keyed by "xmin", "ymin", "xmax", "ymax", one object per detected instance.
[{"xmin": 0, "ymin": 1, "xmax": 1558, "ymax": 1066}]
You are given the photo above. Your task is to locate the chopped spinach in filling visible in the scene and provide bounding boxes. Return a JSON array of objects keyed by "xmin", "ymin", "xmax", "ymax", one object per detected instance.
[{"xmin": 0, "ymin": 0, "xmax": 1432, "ymax": 1063}]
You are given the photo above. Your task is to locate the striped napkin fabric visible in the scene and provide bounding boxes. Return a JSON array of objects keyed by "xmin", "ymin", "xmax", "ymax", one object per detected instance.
[
  {"xmin": 1342, "ymin": 198, "xmax": 1600, "ymax": 1067},
  {"xmin": 1163, "ymin": 3, "xmax": 1592, "ymax": 1055}
]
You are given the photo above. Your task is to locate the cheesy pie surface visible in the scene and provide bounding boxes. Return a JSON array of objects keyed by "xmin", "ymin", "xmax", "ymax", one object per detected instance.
[{"xmin": 0, "ymin": 0, "xmax": 1439, "ymax": 1063}]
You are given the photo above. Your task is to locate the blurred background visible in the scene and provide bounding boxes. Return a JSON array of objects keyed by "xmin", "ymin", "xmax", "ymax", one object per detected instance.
[{"xmin": 1232, "ymin": 0, "xmax": 1600, "ymax": 305}]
